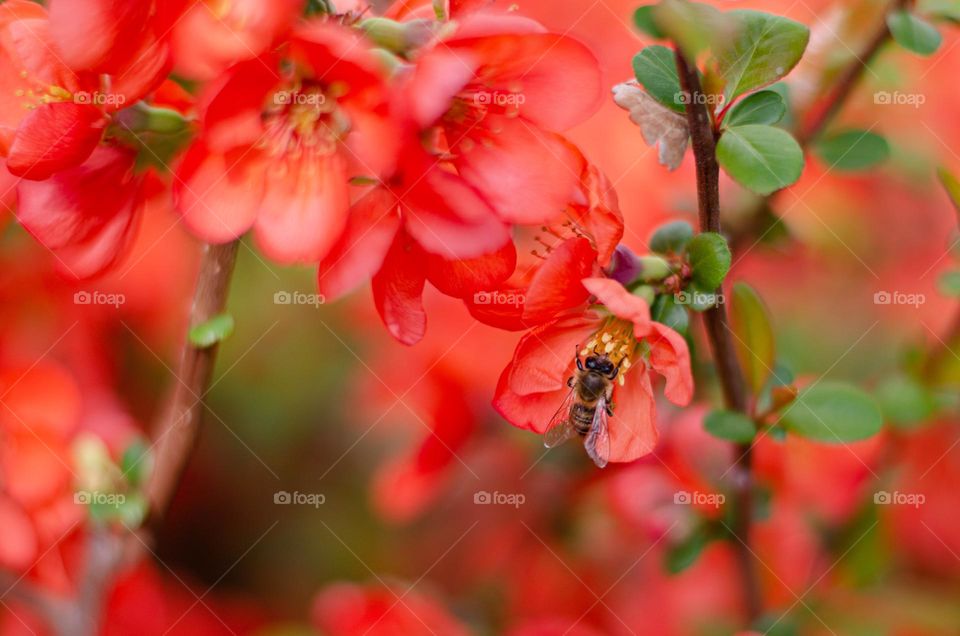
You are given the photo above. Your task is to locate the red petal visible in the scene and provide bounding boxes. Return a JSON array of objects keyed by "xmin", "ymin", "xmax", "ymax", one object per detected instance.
[
  {"xmin": 108, "ymin": 34, "xmax": 172, "ymax": 108},
  {"xmin": 291, "ymin": 21, "xmax": 388, "ymax": 94},
  {"xmin": 523, "ymin": 238, "xmax": 597, "ymax": 324},
  {"xmin": 15, "ymin": 145, "xmax": 139, "ymax": 278},
  {"xmin": 0, "ymin": 364, "xmax": 81, "ymax": 439},
  {"xmin": 454, "ymin": 118, "xmax": 582, "ymax": 224},
  {"xmin": 174, "ymin": 142, "xmax": 264, "ymax": 244},
  {"xmin": 506, "ymin": 315, "xmax": 596, "ymax": 397},
  {"xmin": 463, "ymin": 286, "xmax": 531, "ymax": 331},
  {"xmin": 607, "ymin": 365, "xmax": 659, "ymax": 462},
  {"xmin": 425, "ymin": 239, "xmax": 516, "ymax": 298},
  {"xmin": 48, "ymin": 0, "xmax": 151, "ymax": 73},
  {"xmin": 200, "ymin": 58, "xmax": 278, "ymax": 153},
  {"xmin": 582, "ymin": 277, "xmax": 651, "ymax": 336},
  {"xmin": 0, "ymin": 498, "xmax": 36, "ymax": 571},
  {"xmin": 317, "ymin": 187, "xmax": 400, "ymax": 301},
  {"xmin": 648, "ymin": 322, "xmax": 694, "ymax": 406},
  {"xmin": 372, "ymin": 232, "xmax": 427, "ymax": 345},
  {"xmin": 446, "ymin": 28, "xmax": 602, "ymax": 130},
  {"xmin": 405, "ymin": 47, "xmax": 479, "ymax": 127},
  {"xmin": 492, "ymin": 368, "xmax": 569, "ymax": 434},
  {"xmin": 402, "ymin": 165, "xmax": 510, "ymax": 259},
  {"xmin": 340, "ymin": 103, "xmax": 400, "ymax": 180},
  {"xmin": 7, "ymin": 102, "xmax": 104, "ymax": 180},
  {"xmin": 579, "ymin": 164, "xmax": 624, "ymax": 268},
  {"xmin": 254, "ymin": 155, "xmax": 350, "ymax": 263}
]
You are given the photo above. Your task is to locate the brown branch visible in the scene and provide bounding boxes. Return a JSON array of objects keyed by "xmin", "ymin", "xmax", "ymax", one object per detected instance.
[
  {"xmin": 145, "ymin": 239, "xmax": 240, "ymax": 518},
  {"xmin": 675, "ymin": 51, "xmax": 762, "ymax": 624}
]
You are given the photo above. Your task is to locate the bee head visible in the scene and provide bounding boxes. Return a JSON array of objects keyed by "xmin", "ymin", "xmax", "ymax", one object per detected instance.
[{"xmin": 585, "ymin": 356, "xmax": 616, "ymax": 377}]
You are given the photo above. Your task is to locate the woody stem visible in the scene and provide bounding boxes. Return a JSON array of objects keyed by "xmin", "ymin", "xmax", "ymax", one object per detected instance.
[{"xmin": 675, "ymin": 50, "xmax": 762, "ymax": 624}]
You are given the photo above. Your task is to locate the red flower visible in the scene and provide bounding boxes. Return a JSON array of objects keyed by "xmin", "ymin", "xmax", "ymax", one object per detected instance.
[
  {"xmin": 176, "ymin": 21, "xmax": 397, "ymax": 263},
  {"xmin": 464, "ymin": 149, "xmax": 624, "ymax": 330},
  {"xmin": 494, "ymin": 277, "xmax": 693, "ymax": 465},
  {"xmin": 404, "ymin": 13, "xmax": 603, "ymax": 225},
  {"xmin": 0, "ymin": 0, "xmax": 168, "ymax": 180}
]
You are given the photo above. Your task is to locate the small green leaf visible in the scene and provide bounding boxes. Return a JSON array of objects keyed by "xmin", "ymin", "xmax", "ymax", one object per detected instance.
[
  {"xmin": 652, "ymin": 0, "xmax": 733, "ymax": 59},
  {"xmin": 887, "ymin": 10, "xmax": 942, "ymax": 56},
  {"xmin": 633, "ymin": 45, "xmax": 685, "ymax": 113},
  {"xmin": 713, "ymin": 10, "xmax": 810, "ymax": 102},
  {"xmin": 120, "ymin": 439, "xmax": 151, "ymax": 488},
  {"xmin": 814, "ymin": 130, "xmax": 890, "ymax": 171},
  {"xmin": 189, "ymin": 313, "xmax": 235, "ymax": 349},
  {"xmin": 938, "ymin": 270, "xmax": 960, "ymax": 297},
  {"xmin": 876, "ymin": 376, "xmax": 935, "ymax": 428},
  {"xmin": 723, "ymin": 90, "xmax": 786, "ymax": 128},
  {"xmin": 704, "ymin": 409, "xmax": 756, "ymax": 442},
  {"xmin": 633, "ymin": 5, "xmax": 665, "ymax": 38},
  {"xmin": 716, "ymin": 124, "xmax": 804, "ymax": 195},
  {"xmin": 651, "ymin": 294, "xmax": 690, "ymax": 335},
  {"xmin": 729, "ymin": 283, "xmax": 776, "ymax": 396},
  {"xmin": 650, "ymin": 220, "xmax": 694, "ymax": 254},
  {"xmin": 664, "ymin": 526, "xmax": 709, "ymax": 574},
  {"xmin": 778, "ymin": 382, "xmax": 883, "ymax": 442},
  {"xmin": 937, "ymin": 166, "xmax": 960, "ymax": 225},
  {"xmin": 686, "ymin": 232, "xmax": 732, "ymax": 290}
]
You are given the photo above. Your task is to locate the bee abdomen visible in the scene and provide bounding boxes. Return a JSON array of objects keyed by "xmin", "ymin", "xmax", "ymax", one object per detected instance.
[{"xmin": 570, "ymin": 403, "xmax": 595, "ymax": 436}]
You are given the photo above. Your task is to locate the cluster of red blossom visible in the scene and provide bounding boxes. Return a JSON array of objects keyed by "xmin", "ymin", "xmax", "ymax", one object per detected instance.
[{"xmin": 0, "ymin": 0, "xmax": 692, "ymax": 465}]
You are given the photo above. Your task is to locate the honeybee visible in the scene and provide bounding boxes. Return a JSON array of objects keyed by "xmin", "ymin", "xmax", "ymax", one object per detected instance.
[{"xmin": 544, "ymin": 352, "xmax": 620, "ymax": 468}]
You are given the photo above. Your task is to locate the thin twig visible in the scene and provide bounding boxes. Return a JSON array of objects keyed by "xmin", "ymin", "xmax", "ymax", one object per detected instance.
[{"xmin": 675, "ymin": 50, "xmax": 762, "ymax": 624}]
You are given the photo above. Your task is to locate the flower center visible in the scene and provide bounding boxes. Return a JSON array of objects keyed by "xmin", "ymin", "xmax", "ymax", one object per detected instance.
[
  {"xmin": 259, "ymin": 80, "xmax": 349, "ymax": 159},
  {"xmin": 580, "ymin": 320, "xmax": 638, "ymax": 385},
  {"xmin": 13, "ymin": 72, "xmax": 73, "ymax": 111}
]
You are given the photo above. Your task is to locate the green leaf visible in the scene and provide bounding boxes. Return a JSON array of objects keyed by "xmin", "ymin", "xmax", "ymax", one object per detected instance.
[
  {"xmin": 716, "ymin": 124, "xmax": 804, "ymax": 195},
  {"xmin": 650, "ymin": 220, "xmax": 694, "ymax": 254},
  {"xmin": 686, "ymin": 232, "xmax": 732, "ymax": 290},
  {"xmin": 937, "ymin": 166, "xmax": 960, "ymax": 226},
  {"xmin": 729, "ymin": 282, "xmax": 776, "ymax": 396},
  {"xmin": 633, "ymin": 5, "xmax": 665, "ymax": 38},
  {"xmin": 189, "ymin": 313, "xmax": 235, "ymax": 349},
  {"xmin": 651, "ymin": 294, "xmax": 690, "ymax": 335},
  {"xmin": 664, "ymin": 526, "xmax": 709, "ymax": 574},
  {"xmin": 723, "ymin": 90, "xmax": 786, "ymax": 127},
  {"xmin": 651, "ymin": 0, "xmax": 733, "ymax": 59},
  {"xmin": 938, "ymin": 270, "xmax": 960, "ymax": 297},
  {"xmin": 876, "ymin": 376, "xmax": 935, "ymax": 428},
  {"xmin": 778, "ymin": 382, "xmax": 883, "ymax": 442},
  {"xmin": 120, "ymin": 439, "xmax": 151, "ymax": 488},
  {"xmin": 704, "ymin": 409, "xmax": 756, "ymax": 442},
  {"xmin": 887, "ymin": 10, "xmax": 942, "ymax": 56},
  {"xmin": 814, "ymin": 130, "xmax": 890, "ymax": 171},
  {"xmin": 921, "ymin": 0, "xmax": 960, "ymax": 21},
  {"xmin": 713, "ymin": 10, "xmax": 810, "ymax": 103},
  {"xmin": 633, "ymin": 45, "xmax": 684, "ymax": 113}
]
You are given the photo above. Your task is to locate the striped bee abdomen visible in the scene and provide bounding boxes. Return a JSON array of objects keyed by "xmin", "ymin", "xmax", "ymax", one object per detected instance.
[{"xmin": 570, "ymin": 403, "xmax": 595, "ymax": 435}]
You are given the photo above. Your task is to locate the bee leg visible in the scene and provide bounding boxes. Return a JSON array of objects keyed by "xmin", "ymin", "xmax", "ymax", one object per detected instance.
[
  {"xmin": 606, "ymin": 403, "xmax": 614, "ymax": 417},
  {"xmin": 575, "ymin": 350, "xmax": 584, "ymax": 371},
  {"xmin": 566, "ymin": 376, "xmax": 575, "ymax": 388}
]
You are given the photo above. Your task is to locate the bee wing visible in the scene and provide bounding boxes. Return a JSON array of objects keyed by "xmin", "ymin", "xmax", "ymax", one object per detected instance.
[
  {"xmin": 543, "ymin": 386, "xmax": 577, "ymax": 449},
  {"xmin": 584, "ymin": 396, "xmax": 611, "ymax": 468}
]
